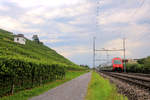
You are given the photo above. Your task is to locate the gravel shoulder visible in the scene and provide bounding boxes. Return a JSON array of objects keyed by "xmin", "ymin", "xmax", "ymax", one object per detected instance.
[
  {"xmin": 99, "ymin": 72, "xmax": 150, "ymax": 100},
  {"xmin": 29, "ymin": 72, "xmax": 91, "ymax": 100}
]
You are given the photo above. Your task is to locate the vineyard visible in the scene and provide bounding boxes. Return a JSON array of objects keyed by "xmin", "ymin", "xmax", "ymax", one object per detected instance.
[{"xmin": 0, "ymin": 29, "xmax": 84, "ymax": 97}]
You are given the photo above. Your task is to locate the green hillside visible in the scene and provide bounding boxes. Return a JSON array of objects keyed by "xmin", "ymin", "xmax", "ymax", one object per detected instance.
[
  {"xmin": 0, "ymin": 29, "xmax": 83, "ymax": 96},
  {"xmin": 0, "ymin": 29, "xmax": 80, "ymax": 69}
]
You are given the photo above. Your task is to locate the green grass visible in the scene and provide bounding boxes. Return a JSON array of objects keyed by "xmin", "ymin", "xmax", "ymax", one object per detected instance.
[
  {"xmin": 85, "ymin": 71, "xmax": 128, "ymax": 100},
  {"xmin": 0, "ymin": 71, "xmax": 87, "ymax": 100}
]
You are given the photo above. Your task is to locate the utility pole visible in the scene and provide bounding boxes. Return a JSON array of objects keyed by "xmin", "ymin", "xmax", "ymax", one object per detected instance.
[
  {"xmin": 93, "ymin": 37, "xmax": 96, "ymax": 69},
  {"xmin": 106, "ymin": 50, "xmax": 109, "ymax": 65},
  {"xmin": 123, "ymin": 38, "xmax": 126, "ymax": 72}
]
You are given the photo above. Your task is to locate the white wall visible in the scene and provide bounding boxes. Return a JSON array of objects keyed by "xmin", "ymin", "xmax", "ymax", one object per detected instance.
[{"xmin": 14, "ymin": 37, "xmax": 26, "ymax": 45}]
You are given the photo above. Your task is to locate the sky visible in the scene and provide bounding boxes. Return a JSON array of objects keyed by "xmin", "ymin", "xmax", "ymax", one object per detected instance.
[{"xmin": 0, "ymin": 0, "xmax": 150, "ymax": 67}]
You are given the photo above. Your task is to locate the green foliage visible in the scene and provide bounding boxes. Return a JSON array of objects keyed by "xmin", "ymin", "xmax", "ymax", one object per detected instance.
[
  {"xmin": 80, "ymin": 65, "xmax": 90, "ymax": 69},
  {"xmin": 126, "ymin": 56, "xmax": 150, "ymax": 73},
  {"xmin": 0, "ymin": 58, "xmax": 66, "ymax": 97},
  {"xmin": 143, "ymin": 56, "xmax": 150, "ymax": 72},
  {"xmin": 32, "ymin": 35, "xmax": 40, "ymax": 44},
  {"xmin": 0, "ymin": 71, "xmax": 87, "ymax": 100},
  {"xmin": 0, "ymin": 30, "xmax": 78, "ymax": 67},
  {"xmin": 0, "ymin": 29, "xmax": 84, "ymax": 97},
  {"xmin": 137, "ymin": 58, "xmax": 145, "ymax": 64},
  {"xmin": 126, "ymin": 63, "xmax": 143, "ymax": 73}
]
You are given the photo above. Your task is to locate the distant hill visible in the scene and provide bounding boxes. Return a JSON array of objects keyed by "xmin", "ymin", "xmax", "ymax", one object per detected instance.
[{"xmin": 0, "ymin": 29, "xmax": 81, "ymax": 69}]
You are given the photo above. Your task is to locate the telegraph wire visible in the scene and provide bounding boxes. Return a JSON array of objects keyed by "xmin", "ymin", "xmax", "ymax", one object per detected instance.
[{"xmin": 129, "ymin": 0, "xmax": 146, "ymax": 23}]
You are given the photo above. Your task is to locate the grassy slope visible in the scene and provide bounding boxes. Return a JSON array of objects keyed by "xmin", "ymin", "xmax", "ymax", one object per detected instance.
[
  {"xmin": 0, "ymin": 71, "xmax": 87, "ymax": 100},
  {"xmin": 0, "ymin": 29, "xmax": 80, "ymax": 69},
  {"xmin": 85, "ymin": 71, "xmax": 128, "ymax": 100}
]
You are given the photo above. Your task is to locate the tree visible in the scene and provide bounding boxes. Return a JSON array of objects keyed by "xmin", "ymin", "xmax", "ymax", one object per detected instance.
[
  {"xmin": 143, "ymin": 56, "xmax": 150, "ymax": 73},
  {"xmin": 137, "ymin": 58, "xmax": 145, "ymax": 64},
  {"xmin": 32, "ymin": 35, "xmax": 40, "ymax": 43},
  {"xmin": 80, "ymin": 65, "xmax": 90, "ymax": 69}
]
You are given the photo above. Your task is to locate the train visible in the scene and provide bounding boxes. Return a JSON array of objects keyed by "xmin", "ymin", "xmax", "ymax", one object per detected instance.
[{"xmin": 112, "ymin": 57, "xmax": 123, "ymax": 72}]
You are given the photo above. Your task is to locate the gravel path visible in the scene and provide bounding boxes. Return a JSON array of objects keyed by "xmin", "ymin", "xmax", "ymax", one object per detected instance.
[{"xmin": 29, "ymin": 72, "xmax": 91, "ymax": 100}]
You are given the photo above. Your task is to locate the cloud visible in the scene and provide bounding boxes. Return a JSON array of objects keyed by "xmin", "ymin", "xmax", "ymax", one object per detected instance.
[
  {"xmin": 0, "ymin": 5, "xmax": 10, "ymax": 11},
  {"xmin": 103, "ymin": 38, "xmax": 143, "ymax": 58},
  {"xmin": 99, "ymin": 0, "xmax": 113, "ymax": 6},
  {"xmin": 0, "ymin": 16, "xmax": 19, "ymax": 30},
  {"xmin": 100, "ymin": 22, "xmax": 150, "ymax": 39},
  {"xmin": 0, "ymin": 16, "xmax": 40, "ymax": 33},
  {"xmin": 98, "ymin": 1, "xmax": 150, "ymax": 25},
  {"xmin": 10, "ymin": 0, "xmax": 87, "ymax": 8},
  {"xmin": 53, "ymin": 45, "xmax": 91, "ymax": 58},
  {"xmin": 57, "ymin": 23, "xmax": 84, "ymax": 33},
  {"xmin": 41, "ymin": 38, "xmax": 65, "ymax": 43},
  {"xmin": 69, "ymin": 14, "xmax": 95, "ymax": 25},
  {"xmin": 24, "ymin": 1, "xmax": 93, "ymax": 21},
  {"xmin": 21, "ymin": 15, "xmax": 45, "ymax": 24}
]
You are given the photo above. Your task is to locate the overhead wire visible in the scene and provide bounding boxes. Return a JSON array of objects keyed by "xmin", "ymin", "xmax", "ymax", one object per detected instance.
[
  {"xmin": 131, "ymin": 0, "xmax": 149, "ymax": 41},
  {"xmin": 130, "ymin": 0, "xmax": 146, "ymax": 20},
  {"xmin": 125, "ymin": 0, "xmax": 148, "ymax": 42}
]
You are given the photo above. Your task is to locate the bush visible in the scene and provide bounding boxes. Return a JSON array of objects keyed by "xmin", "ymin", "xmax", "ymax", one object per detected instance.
[
  {"xmin": 126, "ymin": 63, "xmax": 143, "ymax": 73},
  {"xmin": 143, "ymin": 57, "xmax": 150, "ymax": 73}
]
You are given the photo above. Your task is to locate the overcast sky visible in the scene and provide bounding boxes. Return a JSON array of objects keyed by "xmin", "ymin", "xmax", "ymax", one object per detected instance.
[{"xmin": 0, "ymin": 0, "xmax": 150, "ymax": 67}]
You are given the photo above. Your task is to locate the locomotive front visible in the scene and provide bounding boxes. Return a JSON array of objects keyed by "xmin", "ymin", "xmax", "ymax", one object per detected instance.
[{"xmin": 112, "ymin": 57, "xmax": 123, "ymax": 72}]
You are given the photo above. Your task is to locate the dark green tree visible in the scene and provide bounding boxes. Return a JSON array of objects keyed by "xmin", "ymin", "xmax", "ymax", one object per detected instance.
[{"xmin": 32, "ymin": 35, "xmax": 40, "ymax": 44}]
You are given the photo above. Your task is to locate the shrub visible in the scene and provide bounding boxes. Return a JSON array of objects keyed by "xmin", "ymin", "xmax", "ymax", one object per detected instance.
[
  {"xmin": 126, "ymin": 63, "xmax": 143, "ymax": 73},
  {"xmin": 143, "ymin": 57, "xmax": 150, "ymax": 73}
]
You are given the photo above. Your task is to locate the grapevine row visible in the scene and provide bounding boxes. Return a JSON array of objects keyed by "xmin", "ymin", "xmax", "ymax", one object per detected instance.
[{"xmin": 0, "ymin": 58, "xmax": 66, "ymax": 96}]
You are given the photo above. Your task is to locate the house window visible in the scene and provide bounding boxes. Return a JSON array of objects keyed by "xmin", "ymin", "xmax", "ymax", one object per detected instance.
[{"xmin": 17, "ymin": 38, "xmax": 19, "ymax": 41}]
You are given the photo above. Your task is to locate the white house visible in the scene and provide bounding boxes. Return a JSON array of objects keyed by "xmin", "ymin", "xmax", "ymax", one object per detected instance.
[{"xmin": 14, "ymin": 34, "xmax": 26, "ymax": 45}]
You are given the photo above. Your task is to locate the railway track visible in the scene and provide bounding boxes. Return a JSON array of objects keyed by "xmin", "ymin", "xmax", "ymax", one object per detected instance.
[
  {"xmin": 127, "ymin": 73, "xmax": 150, "ymax": 78},
  {"xmin": 100, "ymin": 71, "xmax": 150, "ymax": 91}
]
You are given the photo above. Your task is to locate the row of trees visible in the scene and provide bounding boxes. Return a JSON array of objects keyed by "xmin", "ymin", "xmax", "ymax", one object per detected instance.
[
  {"xmin": 126, "ymin": 56, "xmax": 150, "ymax": 73},
  {"xmin": 80, "ymin": 65, "xmax": 90, "ymax": 69},
  {"xmin": 0, "ymin": 58, "xmax": 66, "ymax": 97}
]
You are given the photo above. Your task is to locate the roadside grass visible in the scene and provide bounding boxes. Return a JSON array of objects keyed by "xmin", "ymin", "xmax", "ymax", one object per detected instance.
[
  {"xmin": 0, "ymin": 71, "xmax": 88, "ymax": 100},
  {"xmin": 85, "ymin": 71, "xmax": 128, "ymax": 100}
]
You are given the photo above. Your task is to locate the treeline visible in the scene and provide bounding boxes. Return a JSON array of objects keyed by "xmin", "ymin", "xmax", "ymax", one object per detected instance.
[
  {"xmin": 126, "ymin": 56, "xmax": 150, "ymax": 73},
  {"xmin": 80, "ymin": 65, "xmax": 90, "ymax": 69},
  {"xmin": 0, "ymin": 58, "xmax": 66, "ymax": 97}
]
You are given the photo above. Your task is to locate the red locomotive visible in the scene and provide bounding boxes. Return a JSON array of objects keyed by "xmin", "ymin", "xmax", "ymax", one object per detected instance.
[{"xmin": 112, "ymin": 57, "xmax": 123, "ymax": 72}]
